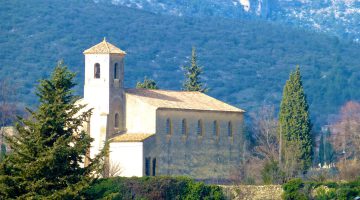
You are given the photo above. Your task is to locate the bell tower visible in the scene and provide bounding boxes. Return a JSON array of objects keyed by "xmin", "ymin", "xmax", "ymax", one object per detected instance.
[{"xmin": 83, "ymin": 38, "xmax": 126, "ymax": 157}]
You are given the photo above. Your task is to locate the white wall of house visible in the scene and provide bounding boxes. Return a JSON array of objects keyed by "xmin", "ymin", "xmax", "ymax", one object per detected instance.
[{"xmin": 109, "ymin": 142, "xmax": 144, "ymax": 177}]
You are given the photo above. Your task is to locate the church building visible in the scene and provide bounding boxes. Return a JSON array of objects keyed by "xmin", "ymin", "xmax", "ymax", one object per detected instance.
[{"xmin": 79, "ymin": 39, "xmax": 245, "ymax": 181}]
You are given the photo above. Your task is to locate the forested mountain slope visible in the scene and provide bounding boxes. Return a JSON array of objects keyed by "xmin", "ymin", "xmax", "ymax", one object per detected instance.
[
  {"xmin": 1, "ymin": 0, "xmax": 360, "ymax": 126},
  {"xmin": 104, "ymin": 0, "xmax": 360, "ymax": 42}
]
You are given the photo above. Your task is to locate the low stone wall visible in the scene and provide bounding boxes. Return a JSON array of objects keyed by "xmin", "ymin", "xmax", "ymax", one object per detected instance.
[{"xmin": 222, "ymin": 185, "xmax": 283, "ymax": 200}]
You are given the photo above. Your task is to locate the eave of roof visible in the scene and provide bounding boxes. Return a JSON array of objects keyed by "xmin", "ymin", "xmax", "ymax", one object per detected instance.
[{"xmin": 110, "ymin": 133, "xmax": 155, "ymax": 143}]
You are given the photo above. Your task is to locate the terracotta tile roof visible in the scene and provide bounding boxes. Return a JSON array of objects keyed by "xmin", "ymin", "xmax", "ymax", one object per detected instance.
[
  {"xmin": 125, "ymin": 89, "xmax": 245, "ymax": 112},
  {"xmin": 110, "ymin": 133, "xmax": 155, "ymax": 142},
  {"xmin": 83, "ymin": 38, "xmax": 126, "ymax": 55}
]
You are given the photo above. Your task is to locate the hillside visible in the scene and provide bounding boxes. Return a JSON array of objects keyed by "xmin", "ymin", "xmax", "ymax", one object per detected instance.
[
  {"xmin": 1, "ymin": 0, "xmax": 360, "ymax": 126},
  {"xmin": 105, "ymin": 0, "xmax": 360, "ymax": 42}
]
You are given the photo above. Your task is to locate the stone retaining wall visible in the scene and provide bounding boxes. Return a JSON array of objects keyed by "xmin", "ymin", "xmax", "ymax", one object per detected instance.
[{"xmin": 222, "ymin": 185, "xmax": 283, "ymax": 200}]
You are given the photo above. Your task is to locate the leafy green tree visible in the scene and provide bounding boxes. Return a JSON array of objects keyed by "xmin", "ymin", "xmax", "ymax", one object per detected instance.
[
  {"xmin": 136, "ymin": 77, "xmax": 159, "ymax": 89},
  {"xmin": 182, "ymin": 47, "xmax": 208, "ymax": 93},
  {"xmin": 279, "ymin": 66, "xmax": 312, "ymax": 177},
  {"xmin": 0, "ymin": 61, "xmax": 106, "ymax": 199}
]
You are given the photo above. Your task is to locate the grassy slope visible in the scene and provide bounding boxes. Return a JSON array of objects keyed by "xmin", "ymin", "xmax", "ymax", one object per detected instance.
[{"xmin": 1, "ymin": 0, "xmax": 360, "ymax": 126}]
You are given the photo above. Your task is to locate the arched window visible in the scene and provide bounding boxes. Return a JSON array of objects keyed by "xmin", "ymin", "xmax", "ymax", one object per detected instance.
[
  {"xmin": 114, "ymin": 113, "xmax": 119, "ymax": 128},
  {"xmin": 181, "ymin": 119, "xmax": 187, "ymax": 135},
  {"xmin": 213, "ymin": 120, "xmax": 219, "ymax": 137},
  {"xmin": 114, "ymin": 63, "xmax": 119, "ymax": 79},
  {"xmin": 94, "ymin": 63, "xmax": 100, "ymax": 79},
  {"xmin": 166, "ymin": 118, "xmax": 172, "ymax": 135},
  {"xmin": 228, "ymin": 121, "xmax": 233, "ymax": 137},
  {"xmin": 197, "ymin": 120, "xmax": 203, "ymax": 136}
]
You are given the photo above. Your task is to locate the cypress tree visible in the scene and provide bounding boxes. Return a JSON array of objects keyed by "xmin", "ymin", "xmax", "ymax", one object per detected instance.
[
  {"xmin": 136, "ymin": 77, "xmax": 159, "ymax": 89},
  {"xmin": 0, "ymin": 62, "xmax": 106, "ymax": 199},
  {"xmin": 279, "ymin": 66, "xmax": 312, "ymax": 177},
  {"xmin": 318, "ymin": 133, "xmax": 324, "ymax": 166},
  {"xmin": 182, "ymin": 47, "xmax": 208, "ymax": 93}
]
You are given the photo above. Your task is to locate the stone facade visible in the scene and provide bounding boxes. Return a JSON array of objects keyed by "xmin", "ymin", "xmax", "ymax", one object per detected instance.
[
  {"xmin": 81, "ymin": 39, "xmax": 245, "ymax": 181},
  {"xmin": 143, "ymin": 109, "xmax": 244, "ymax": 180}
]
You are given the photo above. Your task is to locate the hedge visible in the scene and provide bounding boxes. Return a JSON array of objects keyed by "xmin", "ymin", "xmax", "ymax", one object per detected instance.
[{"xmin": 83, "ymin": 176, "xmax": 225, "ymax": 200}]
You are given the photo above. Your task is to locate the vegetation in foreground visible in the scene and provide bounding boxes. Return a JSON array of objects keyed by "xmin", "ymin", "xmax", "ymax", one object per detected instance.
[
  {"xmin": 85, "ymin": 176, "xmax": 225, "ymax": 200},
  {"xmin": 283, "ymin": 178, "xmax": 360, "ymax": 200},
  {"xmin": 0, "ymin": 62, "xmax": 106, "ymax": 199}
]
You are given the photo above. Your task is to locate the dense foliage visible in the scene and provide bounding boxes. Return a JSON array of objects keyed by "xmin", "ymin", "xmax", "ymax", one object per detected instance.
[
  {"xmin": 182, "ymin": 47, "xmax": 208, "ymax": 93},
  {"xmin": 0, "ymin": 63, "xmax": 105, "ymax": 199},
  {"xmin": 84, "ymin": 176, "xmax": 225, "ymax": 200},
  {"xmin": 282, "ymin": 178, "xmax": 360, "ymax": 200},
  {"xmin": 1, "ymin": 0, "xmax": 360, "ymax": 127},
  {"xmin": 136, "ymin": 77, "xmax": 159, "ymax": 89},
  {"xmin": 279, "ymin": 67, "xmax": 312, "ymax": 177}
]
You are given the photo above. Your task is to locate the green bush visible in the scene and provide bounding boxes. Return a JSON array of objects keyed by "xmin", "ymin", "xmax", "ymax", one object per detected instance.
[
  {"xmin": 282, "ymin": 178, "xmax": 309, "ymax": 200},
  {"xmin": 83, "ymin": 176, "xmax": 225, "ymax": 200},
  {"xmin": 283, "ymin": 178, "xmax": 360, "ymax": 200}
]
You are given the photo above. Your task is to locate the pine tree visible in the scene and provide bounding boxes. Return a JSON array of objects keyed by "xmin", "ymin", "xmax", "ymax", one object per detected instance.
[
  {"xmin": 279, "ymin": 66, "xmax": 312, "ymax": 177},
  {"xmin": 182, "ymin": 47, "xmax": 208, "ymax": 93},
  {"xmin": 136, "ymin": 77, "xmax": 159, "ymax": 89},
  {"xmin": 0, "ymin": 62, "xmax": 106, "ymax": 199}
]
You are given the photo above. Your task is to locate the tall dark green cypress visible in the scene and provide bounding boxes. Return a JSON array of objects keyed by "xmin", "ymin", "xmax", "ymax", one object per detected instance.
[
  {"xmin": 318, "ymin": 133, "xmax": 324, "ymax": 165},
  {"xmin": 0, "ymin": 62, "xmax": 106, "ymax": 199},
  {"xmin": 279, "ymin": 66, "xmax": 312, "ymax": 177},
  {"xmin": 182, "ymin": 47, "xmax": 208, "ymax": 93}
]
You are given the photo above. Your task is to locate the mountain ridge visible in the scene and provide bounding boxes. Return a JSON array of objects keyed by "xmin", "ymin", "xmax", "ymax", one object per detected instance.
[{"xmin": 100, "ymin": 0, "xmax": 360, "ymax": 42}]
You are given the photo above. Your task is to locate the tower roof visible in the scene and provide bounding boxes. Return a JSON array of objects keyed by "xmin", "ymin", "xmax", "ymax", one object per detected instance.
[{"xmin": 83, "ymin": 38, "xmax": 126, "ymax": 55}]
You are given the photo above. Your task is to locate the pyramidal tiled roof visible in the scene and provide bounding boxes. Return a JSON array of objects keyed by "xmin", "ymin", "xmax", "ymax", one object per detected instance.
[
  {"xmin": 125, "ymin": 89, "xmax": 245, "ymax": 112},
  {"xmin": 83, "ymin": 38, "xmax": 126, "ymax": 54}
]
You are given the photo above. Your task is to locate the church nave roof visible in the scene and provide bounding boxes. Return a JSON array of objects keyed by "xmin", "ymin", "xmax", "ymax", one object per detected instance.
[{"xmin": 125, "ymin": 89, "xmax": 245, "ymax": 113}]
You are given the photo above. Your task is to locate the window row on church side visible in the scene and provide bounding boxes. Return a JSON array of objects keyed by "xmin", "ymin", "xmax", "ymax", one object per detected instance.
[
  {"xmin": 165, "ymin": 118, "xmax": 233, "ymax": 137},
  {"xmin": 93, "ymin": 63, "xmax": 120, "ymax": 79}
]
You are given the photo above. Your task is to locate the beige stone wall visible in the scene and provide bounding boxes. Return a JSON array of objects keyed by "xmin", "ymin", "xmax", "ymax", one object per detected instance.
[
  {"xmin": 222, "ymin": 185, "xmax": 283, "ymax": 200},
  {"xmin": 125, "ymin": 94, "xmax": 157, "ymax": 134},
  {"xmin": 144, "ymin": 108, "xmax": 245, "ymax": 181}
]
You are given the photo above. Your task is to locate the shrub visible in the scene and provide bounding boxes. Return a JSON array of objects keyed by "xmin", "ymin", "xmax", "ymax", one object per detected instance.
[
  {"xmin": 282, "ymin": 178, "xmax": 309, "ymax": 200},
  {"xmin": 261, "ymin": 160, "xmax": 285, "ymax": 184},
  {"xmin": 283, "ymin": 177, "xmax": 360, "ymax": 200},
  {"xmin": 83, "ymin": 176, "xmax": 225, "ymax": 200},
  {"xmin": 336, "ymin": 159, "xmax": 360, "ymax": 181}
]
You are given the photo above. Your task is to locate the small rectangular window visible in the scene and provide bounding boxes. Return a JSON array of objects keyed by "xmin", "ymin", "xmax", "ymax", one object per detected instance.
[
  {"xmin": 197, "ymin": 120, "xmax": 203, "ymax": 136},
  {"xmin": 228, "ymin": 121, "xmax": 233, "ymax": 137},
  {"xmin": 145, "ymin": 157, "xmax": 151, "ymax": 176},
  {"xmin": 152, "ymin": 158, "xmax": 156, "ymax": 176},
  {"xmin": 182, "ymin": 119, "xmax": 187, "ymax": 135},
  {"xmin": 166, "ymin": 118, "xmax": 172, "ymax": 135}
]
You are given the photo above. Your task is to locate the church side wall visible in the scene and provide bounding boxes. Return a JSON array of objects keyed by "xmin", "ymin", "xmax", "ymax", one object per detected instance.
[
  {"xmin": 110, "ymin": 142, "xmax": 144, "ymax": 177},
  {"xmin": 125, "ymin": 94, "xmax": 157, "ymax": 134},
  {"xmin": 145, "ymin": 109, "xmax": 245, "ymax": 181}
]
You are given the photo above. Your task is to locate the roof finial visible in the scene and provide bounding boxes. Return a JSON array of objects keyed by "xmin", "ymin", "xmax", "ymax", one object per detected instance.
[{"xmin": 103, "ymin": 37, "xmax": 106, "ymax": 42}]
